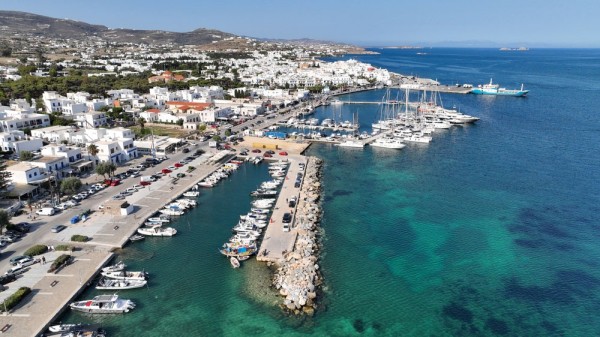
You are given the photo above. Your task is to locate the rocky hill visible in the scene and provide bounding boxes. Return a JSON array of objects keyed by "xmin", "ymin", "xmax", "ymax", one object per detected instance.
[{"xmin": 0, "ymin": 11, "xmax": 235, "ymax": 45}]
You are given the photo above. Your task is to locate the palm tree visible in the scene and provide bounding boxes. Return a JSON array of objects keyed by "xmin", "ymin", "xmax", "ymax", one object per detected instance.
[{"xmin": 87, "ymin": 144, "xmax": 98, "ymax": 159}]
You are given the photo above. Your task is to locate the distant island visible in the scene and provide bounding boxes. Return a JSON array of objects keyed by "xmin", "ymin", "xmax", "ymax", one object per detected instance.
[
  {"xmin": 382, "ymin": 46, "xmax": 424, "ymax": 50},
  {"xmin": 499, "ymin": 47, "xmax": 529, "ymax": 51}
]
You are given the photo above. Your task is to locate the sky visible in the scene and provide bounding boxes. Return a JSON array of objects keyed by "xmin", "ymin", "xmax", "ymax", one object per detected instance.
[{"xmin": 2, "ymin": 0, "xmax": 599, "ymax": 47}]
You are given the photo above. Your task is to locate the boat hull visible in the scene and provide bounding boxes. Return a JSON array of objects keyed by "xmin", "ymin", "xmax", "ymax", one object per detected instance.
[{"xmin": 470, "ymin": 88, "xmax": 529, "ymax": 96}]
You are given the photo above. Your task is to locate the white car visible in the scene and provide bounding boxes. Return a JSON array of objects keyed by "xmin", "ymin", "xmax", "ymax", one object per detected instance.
[
  {"xmin": 65, "ymin": 200, "xmax": 79, "ymax": 207},
  {"xmin": 131, "ymin": 184, "xmax": 144, "ymax": 190},
  {"xmin": 168, "ymin": 165, "xmax": 177, "ymax": 170},
  {"xmin": 125, "ymin": 187, "xmax": 138, "ymax": 194},
  {"xmin": 54, "ymin": 203, "xmax": 69, "ymax": 211}
]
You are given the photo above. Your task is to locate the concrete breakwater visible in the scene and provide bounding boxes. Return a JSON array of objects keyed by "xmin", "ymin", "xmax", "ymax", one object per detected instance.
[{"xmin": 272, "ymin": 156, "xmax": 323, "ymax": 315}]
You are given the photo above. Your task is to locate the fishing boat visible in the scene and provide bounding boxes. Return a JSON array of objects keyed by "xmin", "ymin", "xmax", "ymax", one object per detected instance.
[
  {"xmin": 137, "ymin": 225, "xmax": 177, "ymax": 237},
  {"xmin": 101, "ymin": 261, "xmax": 126, "ymax": 273},
  {"xmin": 219, "ymin": 243, "xmax": 257, "ymax": 257},
  {"xmin": 237, "ymin": 255, "xmax": 251, "ymax": 261},
  {"xmin": 470, "ymin": 79, "xmax": 529, "ymax": 96},
  {"xmin": 96, "ymin": 277, "xmax": 147, "ymax": 290},
  {"xmin": 230, "ymin": 257, "xmax": 240, "ymax": 268},
  {"xmin": 101, "ymin": 270, "xmax": 148, "ymax": 281},
  {"xmin": 69, "ymin": 294, "xmax": 135, "ymax": 314},
  {"xmin": 59, "ymin": 327, "xmax": 107, "ymax": 337},
  {"xmin": 129, "ymin": 234, "xmax": 145, "ymax": 242}
]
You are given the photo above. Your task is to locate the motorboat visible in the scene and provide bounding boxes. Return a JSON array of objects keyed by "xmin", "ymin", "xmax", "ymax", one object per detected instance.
[
  {"xmin": 101, "ymin": 261, "xmax": 126, "ymax": 273},
  {"xmin": 70, "ymin": 294, "xmax": 135, "ymax": 314},
  {"xmin": 148, "ymin": 217, "xmax": 170, "ymax": 223},
  {"xmin": 48, "ymin": 323, "xmax": 88, "ymax": 333},
  {"xmin": 251, "ymin": 208, "xmax": 271, "ymax": 214},
  {"xmin": 101, "ymin": 270, "xmax": 148, "ymax": 281},
  {"xmin": 230, "ymin": 257, "xmax": 240, "ymax": 268},
  {"xmin": 371, "ymin": 137, "xmax": 406, "ymax": 149},
  {"xmin": 137, "ymin": 225, "xmax": 177, "ymax": 237},
  {"xmin": 96, "ymin": 277, "xmax": 148, "ymax": 290},
  {"xmin": 250, "ymin": 189, "xmax": 278, "ymax": 198},
  {"xmin": 129, "ymin": 234, "xmax": 145, "ymax": 242},
  {"xmin": 159, "ymin": 208, "xmax": 185, "ymax": 216},
  {"xmin": 57, "ymin": 327, "xmax": 107, "ymax": 337},
  {"xmin": 336, "ymin": 140, "xmax": 365, "ymax": 148},
  {"xmin": 183, "ymin": 191, "xmax": 200, "ymax": 197}
]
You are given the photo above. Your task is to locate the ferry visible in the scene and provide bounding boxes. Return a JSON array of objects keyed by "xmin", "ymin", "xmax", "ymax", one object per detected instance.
[{"xmin": 470, "ymin": 79, "xmax": 529, "ymax": 97}]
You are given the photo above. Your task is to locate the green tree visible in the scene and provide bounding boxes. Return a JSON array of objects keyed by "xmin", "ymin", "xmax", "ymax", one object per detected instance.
[
  {"xmin": 212, "ymin": 135, "xmax": 222, "ymax": 142},
  {"xmin": 19, "ymin": 151, "xmax": 34, "ymax": 161},
  {"xmin": 224, "ymin": 129, "xmax": 232, "ymax": 137},
  {"xmin": 60, "ymin": 177, "xmax": 82, "ymax": 195},
  {"xmin": 198, "ymin": 124, "xmax": 207, "ymax": 134},
  {"xmin": 138, "ymin": 117, "xmax": 146, "ymax": 131},
  {"xmin": 176, "ymin": 118, "xmax": 184, "ymax": 128},
  {"xmin": 95, "ymin": 162, "xmax": 116, "ymax": 179},
  {"xmin": 0, "ymin": 210, "xmax": 10, "ymax": 235}
]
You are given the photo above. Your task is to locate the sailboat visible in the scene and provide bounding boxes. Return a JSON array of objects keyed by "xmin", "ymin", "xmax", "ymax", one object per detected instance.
[{"xmin": 336, "ymin": 111, "xmax": 364, "ymax": 148}]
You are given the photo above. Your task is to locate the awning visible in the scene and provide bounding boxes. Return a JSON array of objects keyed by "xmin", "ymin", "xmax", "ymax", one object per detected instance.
[
  {"xmin": 71, "ymin": 160, "xmax": 93, "ymax": 169},
  {"xmin": 5, "ymin": 184, "xmax": 38, "ymax": 197}
]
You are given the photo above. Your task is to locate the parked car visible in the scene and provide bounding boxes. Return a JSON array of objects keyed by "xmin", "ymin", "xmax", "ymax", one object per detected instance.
[
  {"xmin": 110, "ymin": 179, "xmax": 121, "ymax": 186},
  {"xmin": 252, "ymin": 149, "xmax": 261, "ymax": 153},
  {"xmin": 10, "ymin": 255, "xmax": 31, "ymax": 266},
  {"xmin": 174, "ymin": 163, "xmax": 183, "ymax": 168},
  {"xmin": 288, "ymin": 197, "xmax": 297, "ymax": 208},
  {"xmin": 263, "ymin": 153, "xmax": 272, "ymax": 158},
  {"xmin": 6, "ymin": 264, "xmax": 29, "ymax": 276},
  {"xmin": 51, "ymin": 225, "xmax": 66, "ymax": 233},
  {"xmin": 282, "ymin": 223, "xmax": 290, "ymax": 232},
  {"xmin": 279, "ymin": 151, "xmax": 288, "ymax": 156},
  {"xmin": 139, "ymin": 181, "xmax": 151, "ymax": 186},
  {"xmin": 182, "ymin": 148, "xmax": 190, "ymax": 153},
  {"xmin": 0, "ymin": 274, "xmax": 16, "ymax": 285},
  {"xmin": 162, "ymin": 168, "xmax": 172, "ymax": 174},
  {"xmin": 282, "ymin": 212, "xmax": 292, "ymax": 223}
]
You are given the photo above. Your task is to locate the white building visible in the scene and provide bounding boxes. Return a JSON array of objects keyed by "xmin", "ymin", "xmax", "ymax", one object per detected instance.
[
  {"xmin": 0, "ymin": 101, "xmax": 51, "ymax": 133},
  {"xmin": 74, "ymin": 111, "xmax": 107, "ymax": 128},
  {"xmin": 0, "ymin": 130, "xmax": 43, "ymax": 153},
  {"xmin": 6, "ymin": 162, "xmax": 46, "ymax": 184}
]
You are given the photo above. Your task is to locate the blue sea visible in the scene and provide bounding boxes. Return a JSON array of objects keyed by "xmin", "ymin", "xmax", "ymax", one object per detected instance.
[{"xmin": 60, "ymin": 48, "xmax": 600, "ymax": 336}]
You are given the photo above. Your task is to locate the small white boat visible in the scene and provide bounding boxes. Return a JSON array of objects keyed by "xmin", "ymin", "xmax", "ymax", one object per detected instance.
[
  {"xmin": 251, "ymin": 208, "xmax": 271, "ymax": 214},
  {"xmin": 101, "ymin": 261, "xmax": 126, "ymax": 273},
  {"xmin": 159, "ymin": 209, "xmax": 185, "ymax": 216},
  {"xmin": 183, "ymin": 191, "xmax": 200, "ymax": 197},
  {"xmin": 48, "ymin": 323, "xmax": 87, "ymax": 333},
  {"xmin": 101, "ymin": 270, "xmax": 147, "ymax": 281},
  {"xmin": 129, "ymin": 234, "xmax": 145, "ymax": 242},
  {"xmin": 230, "ymin": 257, "xmax": 240, "ymax": 269},
  {"xmin": 336, "ymin": 140, "xmax": 365, "ymax": 148},
  {"xmin": 138, "ymin": 225, "xmax": 177, "ymax": 237},
  {"xmin": 96, "ymin": 277, "xmax": 147, "ymax": 290},
  {"xmin": 70, "ymin": 294, "xmax": 135, "ymax": 314},
  {"xmin": 148, "ymin": 217, "xmax": 170, "ymax": 223},
  {"xmin": 371, "ymin": 137, "xmax": 406, "ymax": 150}
]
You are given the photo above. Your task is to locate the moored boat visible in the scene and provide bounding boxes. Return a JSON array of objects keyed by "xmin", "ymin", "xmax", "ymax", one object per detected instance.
[
  {"xmin": 101, "ymin": 261, "xmax": 126, "ymax": 273},
  {"xmin": 69, "ymin": 294, "xmax": 135, "ymax": 314},
  {"xmin": 137, "ymin": 225, "xmax": 177, "ymax": 237},
  {"xmin": 101, "ymin": 270, "xmax": 147, "ymax": 281},
  {"xmin": 129, "ymin": 234, "xmax": 145, "ymax": 242},
  {"xmin": 48, "ymin": 323, "xmax": 88, "ymax": 333},
  {"xmin": 230, "ymin": 256, "xmax": 240, "ymax": 268},
  {"xmin": 96, "ymin": 277, "xmax": 147, "ymax": 290}
]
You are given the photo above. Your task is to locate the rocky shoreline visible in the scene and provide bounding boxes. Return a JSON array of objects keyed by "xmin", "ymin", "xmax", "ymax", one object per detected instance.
[{"xmin": 272, "ymin": 156, "xmax": 324, "ymax": 316}]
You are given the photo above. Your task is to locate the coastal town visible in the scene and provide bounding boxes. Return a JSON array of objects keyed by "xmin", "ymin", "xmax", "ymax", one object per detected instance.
[{"xmin": 0, "ymin": 12, "xmax": 488, "ymax": 337}]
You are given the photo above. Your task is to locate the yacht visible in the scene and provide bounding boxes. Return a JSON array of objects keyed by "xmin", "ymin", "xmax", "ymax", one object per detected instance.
[
  {"xmin": 336, "ymin": 140, "xmax": 365, "ymax": 148},
  {"xmin": 371, "ymin": 137, "xmax": 406, "ymax": 149},
  {"xmin": 70, "ymin": 294, "xmax": 135, "ymax": 314}
]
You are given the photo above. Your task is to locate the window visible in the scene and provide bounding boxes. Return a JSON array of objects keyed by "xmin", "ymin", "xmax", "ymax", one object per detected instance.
[
  {"xmin": 28, "ymin": 174, "xmax": 32, "ymax": 178},
  {"xmin": 110, "ymin": 149, "xmax": 114, "ymax": 154},
  {"xmin": 34, "ymin": 172, "xmax": 37, "ymax": 176}
]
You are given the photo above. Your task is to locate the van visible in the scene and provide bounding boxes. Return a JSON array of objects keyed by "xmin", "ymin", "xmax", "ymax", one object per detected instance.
[{"xmin": 35, "ymin": 207, "xmax": 56, "ymax": 216}]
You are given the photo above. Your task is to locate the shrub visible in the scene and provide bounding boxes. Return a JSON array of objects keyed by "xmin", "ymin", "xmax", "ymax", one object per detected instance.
[
  {"xmin": 70, "ymin": 235, "xmax": 88, "ymax": 242},
  {"xmin": 187, "ymin": 166, "xmax": 196, "ymax": 172},
  {"xmin": 24, "ymin": 245, "xmax": 48, "ymax": 257},
  {"xmin": 55, "ymin": 244, "xmax": 73, "ymax": 251},
  {"xmin": 0, "ymin": 287, "xmax": 31, "ymax": 312},
  {"xmin": 48, "ymin": 254, "xmax": 72, "ymax": 273}
]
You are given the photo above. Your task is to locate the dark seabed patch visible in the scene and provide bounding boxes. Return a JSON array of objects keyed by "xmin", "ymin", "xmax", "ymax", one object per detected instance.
[
  {"xmin": 485, "ymin": 317, "xmax": 509, "ymax": 335},
  {"xmin": 353, "ymin": 318, "xmax": 365, "ymax": 333},
  {"xmin": 332, "ymin": 189, "xmax": 353, "ymax": 197},
  {"xmin": 442, "ymin": 302, "xmax": 474, "ymax": 323}
]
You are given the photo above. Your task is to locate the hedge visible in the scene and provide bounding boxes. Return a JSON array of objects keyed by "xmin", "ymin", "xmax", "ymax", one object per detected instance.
[
  {"xmin": 0, "ymin": 287, "xmax": 31, "ymax": 312},
  {"xmin": 70, "ymin": 235, "xmax": 89, "ymax": 242},
  {"xmin": 48, "ymin": 254, "xmax": 72, "ymax": 273},
  {"xmin": 55, "ymin": 244, "xmax": 73, "ymax": 251},
  {"xmin": 24, "ymin": 245, "xmax": 48, "ymax": 257}
]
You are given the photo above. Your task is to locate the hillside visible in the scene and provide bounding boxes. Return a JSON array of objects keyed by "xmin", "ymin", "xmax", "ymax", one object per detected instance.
[{"xmin": 0, "ymin": 11, "xmax": 235, "ymax": 45}]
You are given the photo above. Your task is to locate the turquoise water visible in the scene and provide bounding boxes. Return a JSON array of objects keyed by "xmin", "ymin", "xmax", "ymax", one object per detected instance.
[{"xmin": 61, "ymin": 49, "xmax": 600, "ymax": 336}]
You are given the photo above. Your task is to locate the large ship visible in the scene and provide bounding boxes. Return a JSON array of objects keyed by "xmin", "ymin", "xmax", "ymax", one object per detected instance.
[{"xmin": 471, "ymin": 79, "xmax": 529, "ymax": 97}]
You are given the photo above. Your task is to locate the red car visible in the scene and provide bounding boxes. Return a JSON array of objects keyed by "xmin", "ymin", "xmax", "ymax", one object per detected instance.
[
  {"xmin": 162, "ymin": 168, "xmax": 172, "ymax": 174},
  {"xmin": 174, "ymin": 163, "xmax": 183, "ymax": 168},
  {"xmin": 110, "ymin": 179, "xmax": 121, "ymax": 186},
  {"xmin": 279, "ymin": 151, "xmax": 288, "ymax": 156},
  {"xmin": 139, "ymin": 181, "xmax": 151, "ymax": 186},
  {"xmin": 264, "ymin": 153, "xmax": 273, "ymax": 158},
  {"xmin": 252, "ymin": 149, "xmax": 261, "ymax": 153}
]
